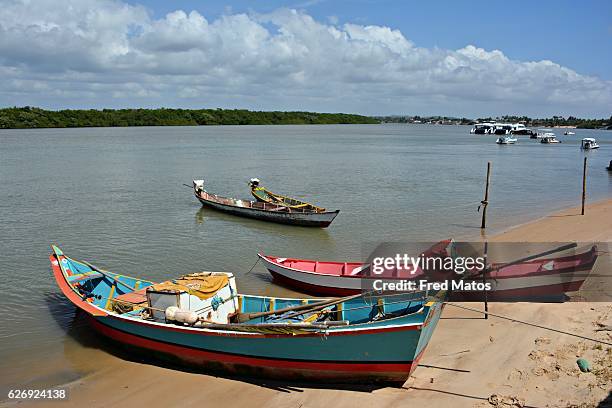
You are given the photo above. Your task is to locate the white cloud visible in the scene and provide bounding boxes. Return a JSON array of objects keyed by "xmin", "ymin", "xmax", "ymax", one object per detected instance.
[{"xmin": 0, "ymin": 0, "xmax": 610, "ymax": 116}]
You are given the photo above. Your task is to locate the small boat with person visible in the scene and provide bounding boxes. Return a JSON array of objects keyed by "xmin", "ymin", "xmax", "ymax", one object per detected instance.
[
  {"xmin": 496, "ymin": 135, "xmax": 518, "ymax": 145},
  {"xmin": 249, "ymin": 178, "xmax": 325, "ymax": 212},
  {"xmin": 50, "ymin": 245, "xmax": 443, "ymax": 384},
  {"xmin": 192, "ymin": 180, "xmax": 339, "ymax": 227},
  {"xmin": 581, "ymin": 138, "xmax": 600, "ymax": 150},
  {"xmin": 564, "ymin": 131, "xmax": 576, "ymax": 135}
]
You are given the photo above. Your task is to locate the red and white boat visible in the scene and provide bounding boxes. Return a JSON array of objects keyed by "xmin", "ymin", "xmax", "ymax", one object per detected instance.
[
  {"xmin": 259, "ymin": 245, "xmax": 598, "ymax": 300},
  {"xmin": 258, "ymin": 240, "xmax": 454, "ymax": 297}
]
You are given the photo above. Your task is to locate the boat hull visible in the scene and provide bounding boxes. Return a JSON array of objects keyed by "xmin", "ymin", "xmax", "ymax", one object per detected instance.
[
  {"xmin": 50, "ymin": 250, "xmax": 441, "ymax": 384},
  {"xmin": 85, "ymin": 313, "xmax": 431, "ymax": 384},
  {"xmin": 196, "ymin": 194, "xmax": 339, "ymax": 227},
  {"xmin": 260, "ymin": 247, "xmax": 597, "ymax": 300}
]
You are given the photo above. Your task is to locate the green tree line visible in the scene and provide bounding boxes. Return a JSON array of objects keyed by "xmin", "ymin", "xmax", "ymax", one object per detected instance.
[{"xmin": 0, "ymin": 107, "xmax": 379, "ymax": 129}]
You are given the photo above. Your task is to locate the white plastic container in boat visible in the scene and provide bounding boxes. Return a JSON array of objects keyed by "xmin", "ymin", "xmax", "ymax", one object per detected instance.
[{"xmin": 146, "ymin": 272, "xmax": 238, "ymax": 324}]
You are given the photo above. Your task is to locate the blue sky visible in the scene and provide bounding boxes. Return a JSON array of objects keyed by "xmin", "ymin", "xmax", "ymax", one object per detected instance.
[
  {"xmin": 1, "ymin": 0, "xmax": 611, "ymax": 116},
  {"xmin": 133, "ymin": 0, "xmax": 612, "ymax": 81}
]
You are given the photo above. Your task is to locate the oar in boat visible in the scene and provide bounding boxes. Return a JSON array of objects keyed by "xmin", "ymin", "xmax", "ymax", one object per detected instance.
[
  {"xmin": 281, "ymin": 294, "xmax": 363, "ymax": 320},
  {"xmin": 234, "ymin": 292, "xmax": 365, "ymax": 323},
  {"xmin": 81, "ymin": 260, "xmax": 137, "ymax": 292},
  {"xmin": 471, "ymin": 242, "xmax": 579, "ymax": 277}
]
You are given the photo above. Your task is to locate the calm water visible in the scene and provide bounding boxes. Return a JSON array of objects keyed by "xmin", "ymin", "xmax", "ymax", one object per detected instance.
[{"xmin": 1, "ymin": 124, "xmax": 611, "ymax": 388}]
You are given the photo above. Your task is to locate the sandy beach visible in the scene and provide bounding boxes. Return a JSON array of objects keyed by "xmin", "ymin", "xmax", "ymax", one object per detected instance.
[{"xmin": 8, "ymin": 200, "xmax": 612, "ymax": 408}]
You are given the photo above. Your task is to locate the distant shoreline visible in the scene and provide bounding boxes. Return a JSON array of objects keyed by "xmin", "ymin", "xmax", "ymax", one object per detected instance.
[
  {"xmin": 377, "ymin": 116, "xmax": 612, "ymax": 130},
  {"xmin": 1, "ymin": 107, "xmax": 610, "ymax": 130}
]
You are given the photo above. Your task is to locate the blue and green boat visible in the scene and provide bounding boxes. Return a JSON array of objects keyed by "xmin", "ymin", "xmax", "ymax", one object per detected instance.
[{"xmin": 50, "ymin": 245, "xmax": 444, "ymax": 385}]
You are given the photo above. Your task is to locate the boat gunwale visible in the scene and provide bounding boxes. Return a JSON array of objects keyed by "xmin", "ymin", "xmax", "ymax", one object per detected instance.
[
  {"xmin": 196, "ymin": 190, "xmax": 339, "ymax": 216},
  {"xmin": 251, "ymin": 186, "xmax": 325, "ymax": 213}
]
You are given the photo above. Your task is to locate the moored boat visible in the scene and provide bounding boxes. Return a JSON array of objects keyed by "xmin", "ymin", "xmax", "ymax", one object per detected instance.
[
  {"xmin": 258, "ymin": 245, "xmax": 597, "ymax": 299},
  {"xmin": 580, "ymin": 138, "xmax": 600, "ymax": 150},
  {"xmin": 541, "ymin": 134, "xmax": 560, "ymax": 144},
  {"xmin": 531, "ymin": 129, "xmax": 553, "ymax": 139},
  {"xmin": 192, "ymin": 180, "xmax": 339, "ymax": 227},
  {"xmin": 492, "ymin": 123, "xmax": 513, "ymax": 135},
  {"xmin": 50, "ymin": 245, "xmax": 442, "ymax": 384},
  {"xmin": 496, "ymin": 135, "xmax": 518, "ymax": 145},
  {"xmin": 511, "ymin": 124, "xmax": 535, "ymax": 136},
  {"xmin": 249, "ymin": 178, "xmax": 326, "ymax": 212},
  {"xmin": 470, "ymin": 123, "xmax": 494, "ymax": 134}
]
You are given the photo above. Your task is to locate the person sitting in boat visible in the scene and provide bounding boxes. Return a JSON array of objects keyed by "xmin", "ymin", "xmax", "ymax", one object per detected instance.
[
  {"xmin": 249, "ymin": 178, "xmax": 260, "ymax": 188},
  {"xmin": 193, "ymin": 179, "xmax": 204, "ymax": 194}
]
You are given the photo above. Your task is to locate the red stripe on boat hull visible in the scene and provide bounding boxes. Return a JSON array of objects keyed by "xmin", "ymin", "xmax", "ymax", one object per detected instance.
[{"xmin": 86, "ymin": 315, "xmax": 419, "ymax": 384}]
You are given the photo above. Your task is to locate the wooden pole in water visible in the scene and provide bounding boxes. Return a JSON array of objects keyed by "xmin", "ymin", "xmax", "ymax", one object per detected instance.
[
  {"xmin": 581, "ymin": 157, "xmax": 587, "ymax": 215},
  {"xmin": 480, "ymin": 161, "xmax": 492, "ymax": 229}
]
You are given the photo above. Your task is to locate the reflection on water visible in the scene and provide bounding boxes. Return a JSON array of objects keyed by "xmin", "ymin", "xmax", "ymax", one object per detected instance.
[{"xmin": 0, "ymin": 124, "xmax": 610, "ymax": 385}]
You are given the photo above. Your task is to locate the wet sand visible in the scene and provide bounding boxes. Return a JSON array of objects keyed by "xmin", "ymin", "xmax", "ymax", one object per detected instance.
[{"xmin": 6, "ymin": 199, "xmax": 612, "ymax": 408}]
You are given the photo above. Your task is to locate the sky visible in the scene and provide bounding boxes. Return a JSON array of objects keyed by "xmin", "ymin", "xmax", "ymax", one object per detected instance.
[{"xmin": 0, "ymin": 0, "xmax": 611, "ymax": 117}]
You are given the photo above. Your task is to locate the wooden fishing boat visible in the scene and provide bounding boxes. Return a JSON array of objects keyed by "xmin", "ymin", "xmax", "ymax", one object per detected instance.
[
  {"xmin": 249, "ymin": 178, "xmax": 326, "ymax": 212},
  {"xmin": 192, "ymin": 180, "xmax": 339, "ymax": 227},
  {"xmin": 50, "ymin": 245, "xmax": 443, "ymax": 384},
  {"xmin": 259, "ymin": 245, "xmax": 598, "ymax": 299}
]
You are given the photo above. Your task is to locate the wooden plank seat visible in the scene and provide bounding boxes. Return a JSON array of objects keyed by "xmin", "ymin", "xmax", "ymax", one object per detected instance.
[{"xmin": 114, "ymin": 288, "xmax": 148, "ymax": 305}]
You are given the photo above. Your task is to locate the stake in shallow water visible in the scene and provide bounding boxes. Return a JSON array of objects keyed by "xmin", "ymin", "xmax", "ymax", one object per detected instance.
[{"xmin": 479, "ymin": 161, "xmax": 492, "ymax": 229}]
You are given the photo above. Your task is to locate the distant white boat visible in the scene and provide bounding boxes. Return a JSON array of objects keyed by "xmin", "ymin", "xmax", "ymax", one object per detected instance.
[
  {"xmin": 492, "ymin": 123, "xmax": 513, "ymax": 135},
  {"xmin": 470, "ymin": 123, "xmax": 495, "ymax": 134},
  {"xmin": 541, "ymin": 135, "xmax": 560, "ymax": 144},
  {"xmin": 471, "ymin": 122, "xmax": 532, "ymax": 136},
  {"xmin": 564, "ymin": 131, "xmax": 576, "ymax": 135},
  {"xmin": 532, "ymin": 130, "xmax": 555, "ymax": 140},
  {"xmin": 511, "ymin": 123, "xmax": 534, "ymax": 135},
  {"xmin": 496, "ymin": 135, "xmax": 518, "ymax": 144},
  {"xmin": 580, "ymin": 138, "xmax": 599, "ymax": 149}
]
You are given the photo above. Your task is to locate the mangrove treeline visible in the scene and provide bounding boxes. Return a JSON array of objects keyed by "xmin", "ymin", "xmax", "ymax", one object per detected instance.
[{"xmin": 0, "ymin": 107, "xmax": 379, "ymax": 129}]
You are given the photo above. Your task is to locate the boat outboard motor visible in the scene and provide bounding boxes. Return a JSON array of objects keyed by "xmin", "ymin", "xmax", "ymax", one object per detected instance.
[
  {"xmin": 249, "ymin": 178, "xmax": 260, "ymax": 188},
  {"xmin": 193, "ymin": 179, "xmax": 204, "ymax": 194}
]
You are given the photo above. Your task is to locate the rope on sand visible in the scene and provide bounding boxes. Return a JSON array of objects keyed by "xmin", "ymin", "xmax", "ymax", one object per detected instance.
[{"xmin": 444, "ymin": 302, "xmax": 612, "ymax": 346}]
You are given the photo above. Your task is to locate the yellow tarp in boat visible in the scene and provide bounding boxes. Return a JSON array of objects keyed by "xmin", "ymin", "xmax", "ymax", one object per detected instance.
[{"xmin": 148, "ymin": 273, "xmax": 229, "ymax": 300}]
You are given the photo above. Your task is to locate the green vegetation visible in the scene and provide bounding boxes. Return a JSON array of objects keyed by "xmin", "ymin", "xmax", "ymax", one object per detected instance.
[{"xmin": 0, "ymin": 106, "xmax": 378, "ymax": 129}]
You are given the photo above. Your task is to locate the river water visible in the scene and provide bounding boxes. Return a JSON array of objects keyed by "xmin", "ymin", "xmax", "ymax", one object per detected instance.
[{"xmin": 1, "ymin": 124, "xmax": 610, "ymax": 389}]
